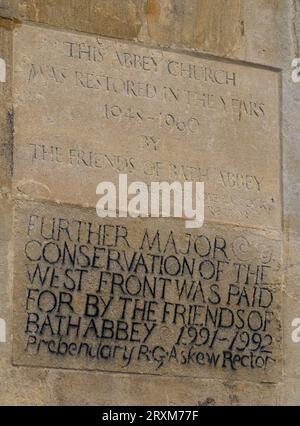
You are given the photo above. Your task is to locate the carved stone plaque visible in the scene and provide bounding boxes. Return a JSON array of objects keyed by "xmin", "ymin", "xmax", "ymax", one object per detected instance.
[
  {"xmin": 12, "ymin": 24, "xmax": 282, "ymax": 381},
  {"xmin": 13, "ymin": 201, "xmax": 282, "ymax": 381},
  {"xmin": 13, "ymin": 24, "xmax": 281, "ymax": 229}
]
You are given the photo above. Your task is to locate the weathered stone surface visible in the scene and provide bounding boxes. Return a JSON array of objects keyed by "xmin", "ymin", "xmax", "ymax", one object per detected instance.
[
  {"xmin": 1, "ymin": 0, "xmax": 284, "ymax": 67},
  {"xmin": 139, "ymin": 0, "xmax": 283, "ymax": 67},
  {"xmin": 0, "ymin": 20, "xmax": 13, "ymax": 191},
  {"xmin": 284, "ymin": 231, "xmax": 300, "ymax": 300},
  {"xmin": 139, "ymin": 0, "xmax": 244, "ymax": 56},
  {"xmin": 240, "ymin": 0, "xmax": 283, "ymax": 67},
  {"xmin": 1, "ymin": 0, "xmax": 145, "ymax": 39},
  {"xmin": 280, "ymin": 0, "xmax": 300, "ymax": 404},
  {"xmin": 282, "ymin": 230, "xmax": 300, "ymax": 384},
  {"xmin": 280, "ymin": 379, "xmax": 300, "ymax": 406},
  {"xmin": 48, "ymin": 371, "xmax": 279, "ymax": 406},
  {"xmin": 0, "ymin": 1, "xmax": 15, "ymax": 20},
  {"xmin": 13, "ymin": 200, "xmax": 282, "ymax": 382},
  {"xmin": 12, "ymin": 24, "xmax": 281, "ymax": 229},
  {"xmin": 0, "ymin": 196, "xmax": 12, "ymax": 362},
  {"xmin": 283, "ymin": 293, "xmax": 300, "ymax": 379},
  {"xmin": 0, "ymin": 11, "xmax": 14, "ymax": 376},
  {"xmin": 0, "ymin": 366, "xmax": 280, "ymax": 405},
  {"xmin": 0, "ymin": 368, "xmax": 55, "ymax": 405}
]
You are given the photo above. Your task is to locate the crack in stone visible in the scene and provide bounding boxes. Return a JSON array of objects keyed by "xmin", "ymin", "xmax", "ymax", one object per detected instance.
[{"xmin": 291, "ymin": 0, "xmax": 300, "ymax": 57}]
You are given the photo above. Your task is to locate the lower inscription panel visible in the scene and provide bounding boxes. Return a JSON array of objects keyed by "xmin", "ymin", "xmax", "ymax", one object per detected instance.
[{"xmin": 13, "ymin": 201, "xmax": 282, "ymax": 381}]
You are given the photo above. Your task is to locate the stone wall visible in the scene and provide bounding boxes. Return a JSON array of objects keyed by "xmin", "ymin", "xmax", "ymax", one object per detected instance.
[{"xmin": 0, "ymin": 0, "xmax": 299, "ymax": 405}]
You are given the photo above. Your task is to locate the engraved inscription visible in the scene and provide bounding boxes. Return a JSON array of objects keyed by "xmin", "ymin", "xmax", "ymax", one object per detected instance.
[
  {"xmin": 13, "ymin": 25, "xmax": 281, "ymax": 228},
  {"xmin": 13, "ymin": 203, "xmax": 282, "ymax": 380}
]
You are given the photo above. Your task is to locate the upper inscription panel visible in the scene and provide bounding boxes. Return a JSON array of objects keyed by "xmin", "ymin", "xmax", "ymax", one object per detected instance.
[{"xmin": 13, "ymin": 24, "xmax": 281, "ymax": 229}]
